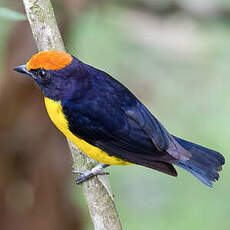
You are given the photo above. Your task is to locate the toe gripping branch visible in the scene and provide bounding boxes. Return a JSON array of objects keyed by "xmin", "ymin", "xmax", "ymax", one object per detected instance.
[{"xmin": 73, "ymin": 164, "xmax": 109, "ymax": 184}]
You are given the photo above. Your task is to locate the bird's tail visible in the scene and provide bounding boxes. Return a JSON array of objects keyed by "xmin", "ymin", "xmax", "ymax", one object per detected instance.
[{"xmin": 173, "ymin": 136, "xmax": 225, "ymax": 187}]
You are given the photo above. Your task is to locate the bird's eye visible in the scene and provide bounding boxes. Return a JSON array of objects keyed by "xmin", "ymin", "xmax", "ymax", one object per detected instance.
[{"xmin": 39, "ymin": 69, "xmax": 47, "ymax": 80}]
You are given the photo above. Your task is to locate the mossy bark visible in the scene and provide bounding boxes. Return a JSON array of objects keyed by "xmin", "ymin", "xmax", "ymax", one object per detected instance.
[{"xmin": 22, "ymin": 1, "xmax": 122, "ymax": 229}]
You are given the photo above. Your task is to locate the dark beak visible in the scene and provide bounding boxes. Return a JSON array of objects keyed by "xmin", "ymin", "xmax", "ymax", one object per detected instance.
[{"xmin": 14, "ymin": 64, "xmax": 33, "ymax": 77}]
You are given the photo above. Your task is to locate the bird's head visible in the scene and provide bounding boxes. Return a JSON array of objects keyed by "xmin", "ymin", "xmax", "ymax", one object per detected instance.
[{"xmin": 14, "ymin": 50, "xmax": 83, "ymax": 101}]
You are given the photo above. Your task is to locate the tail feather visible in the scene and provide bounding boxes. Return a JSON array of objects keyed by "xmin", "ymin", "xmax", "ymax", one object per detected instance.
[{"xmin": 173, "ymin": 136, "xmax": 225, "ymax": 187}]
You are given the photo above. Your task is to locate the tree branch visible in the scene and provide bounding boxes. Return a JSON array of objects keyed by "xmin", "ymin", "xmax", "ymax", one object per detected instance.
[{"xmin": 22, "ymin": 0, "xmax": 122, "ymax": 229}]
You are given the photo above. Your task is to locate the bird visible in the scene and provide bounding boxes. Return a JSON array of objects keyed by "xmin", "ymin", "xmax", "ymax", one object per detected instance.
[{"xmin": 14, "ymin": 50, "xmax": 225, "ymax": 187}]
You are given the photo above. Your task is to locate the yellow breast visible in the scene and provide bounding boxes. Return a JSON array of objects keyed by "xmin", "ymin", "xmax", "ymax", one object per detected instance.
[{"xmin": 44, "ymin": 97, "xmax": 130, "ymax": 166}]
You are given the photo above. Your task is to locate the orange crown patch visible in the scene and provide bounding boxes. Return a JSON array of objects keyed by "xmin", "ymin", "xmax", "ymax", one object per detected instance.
[{"xmin": 26, "ymin": 50, "xmax": 73, "ymax": 71}]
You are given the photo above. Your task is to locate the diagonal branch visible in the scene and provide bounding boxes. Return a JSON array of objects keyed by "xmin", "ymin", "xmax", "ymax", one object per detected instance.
[{"xmin": 22, "ymin": 0, "xmax": 122, "ymax": 229}]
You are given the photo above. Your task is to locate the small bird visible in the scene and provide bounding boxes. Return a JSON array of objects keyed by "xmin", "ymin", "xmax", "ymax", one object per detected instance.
[{"xmin": 14, "ymin": 50, "xmax": 225, "ymax": 186}]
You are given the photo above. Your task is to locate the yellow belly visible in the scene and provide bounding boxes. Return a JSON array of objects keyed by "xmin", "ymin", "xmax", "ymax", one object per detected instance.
[{"xmin": 44, "ymin": 97, "xmax": 130, "ymax": 166}]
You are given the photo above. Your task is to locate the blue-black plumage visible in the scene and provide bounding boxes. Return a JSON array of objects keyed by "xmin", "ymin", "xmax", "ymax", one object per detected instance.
[
  {"xmin": 174, "ymin": 136, "xmax": 225, "ymax": 187},
  {"xmin": 14, "ymin": 51, "xmax": 225, "ymax": 186}
]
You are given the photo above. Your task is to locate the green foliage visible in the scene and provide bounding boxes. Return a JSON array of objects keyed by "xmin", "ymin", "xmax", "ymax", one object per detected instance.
[
  {"xmin": 0, "ymin": 7, "xmax": 26, "ymax": 21},
  {"xmin": 0, "ymin": 1, "xmax": 229, "ymax": 230},
  {"xmin": 69, "ymin": 4, "xmax": 230, "ymax": 230}
]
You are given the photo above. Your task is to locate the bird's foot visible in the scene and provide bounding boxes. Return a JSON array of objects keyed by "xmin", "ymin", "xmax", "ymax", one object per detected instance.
[{"xmin": 72, "ymin": 164, "xmax": 109, "ymax": 184}]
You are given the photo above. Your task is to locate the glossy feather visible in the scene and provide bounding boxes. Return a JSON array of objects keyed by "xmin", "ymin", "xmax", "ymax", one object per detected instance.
[{"xmin": 14, "ymin": 51, "xmax": 225, "ymax": 186}]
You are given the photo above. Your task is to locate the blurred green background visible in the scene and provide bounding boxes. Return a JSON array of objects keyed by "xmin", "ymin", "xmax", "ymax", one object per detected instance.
[{"xmin": 0, "ymin": 0, "xmax": 229, "ymax": 230}]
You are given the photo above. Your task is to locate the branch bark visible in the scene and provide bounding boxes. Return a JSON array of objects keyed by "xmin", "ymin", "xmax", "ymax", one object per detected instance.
[{"xmin": 22, "ymin": 0, "xmax": 122, "ymax": 229}]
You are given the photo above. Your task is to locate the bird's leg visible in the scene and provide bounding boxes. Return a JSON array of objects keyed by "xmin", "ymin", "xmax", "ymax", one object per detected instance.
[{"xmin": 72, "ymin": 164, "xmax": 110, "ymax": 184}]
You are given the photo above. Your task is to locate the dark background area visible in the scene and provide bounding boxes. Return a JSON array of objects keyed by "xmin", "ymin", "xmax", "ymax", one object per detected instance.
[{"xmin": 0, "ymin": 0, "xmax": 229, "ymax": 229}]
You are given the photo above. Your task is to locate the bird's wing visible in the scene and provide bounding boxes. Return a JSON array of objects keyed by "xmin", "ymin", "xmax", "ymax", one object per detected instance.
[
  {"xmin": 124, "ymin": 102, "xmax": 191, "ymax": 161},
  {"xmin": 63, "ymin": 99, "xmax": 178, "ymax": 176},
  {"xmin": 62, "ymin": 69, "xmax": 190, "ymax": 175}
]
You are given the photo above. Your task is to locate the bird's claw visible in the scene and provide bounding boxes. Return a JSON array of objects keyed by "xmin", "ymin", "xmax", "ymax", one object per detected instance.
[
  {"xmin": 73, "ymin": 164, "xmax": 109, "ymax": 184},
  {"xmin": 75, "ymin": 170, "xmax": 109, "ymax": 184},
  {"xmin": 72, "ymin": 170, "xmax": 84, "ymax": 175},
  {"xmin": 75, "ymin": 170, "xmax": 94, "ymax": 184}
]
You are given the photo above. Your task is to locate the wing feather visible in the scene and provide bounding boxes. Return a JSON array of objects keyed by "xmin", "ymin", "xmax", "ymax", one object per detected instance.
[
  {"xmin": 62, "ymin": 67, "xmax": 190, "ymax": 176},
  {"xmin": 125, "ymin": 103, "xmax": 191, "ymax": 161}
]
